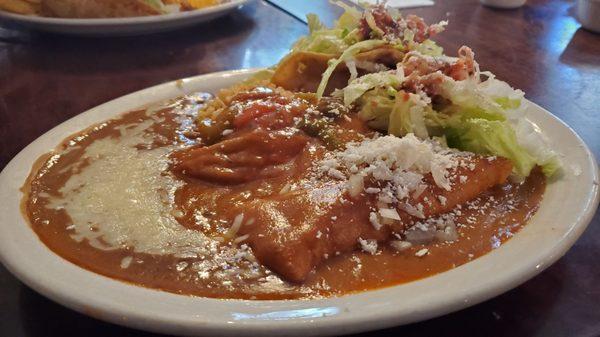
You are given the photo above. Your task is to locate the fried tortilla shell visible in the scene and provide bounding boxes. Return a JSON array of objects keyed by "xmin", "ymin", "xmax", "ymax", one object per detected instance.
[{"xmin": 272, "ymin": 45, "xmax": 405, "ymax": 94}]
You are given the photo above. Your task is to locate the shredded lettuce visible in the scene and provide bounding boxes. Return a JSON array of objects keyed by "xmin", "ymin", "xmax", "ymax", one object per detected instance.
[
  {"xmin": 316, "ymin": 39, "xmax": 386, "ymax": 99},
  {"xmin": 292, "ymin": 3, "xmax": 362, "ymax": 55},
  {"xmin": 292, "ymin": 27, "xmax": 350, "ymax": 54},
  {"xmin": 332, "ymin": 1, "xmax": 362, "ymax": 31},
  {"xmin": 143, "ymin": 0, "xmax": 165, "ymax": 10},
  {"xmin": 307, "ymin": 13, "xmax": 326, "ymax": 34},
  {"xmin": 365, "ymin": 10, "xmax": 385, "ymax": 38},
  {"xmin": 358, "ymin": 89, "xmax": 434, "ymax": 142},
  {"xmin": 342, "ymin": 71, "xmax": 403, "ymax": 106},
  {"xmin": 438, "ymin": 78, "xmax": 507, "ymax": 121},
  {"xmin": 388, "ymin": 92, "xmax": 431, "ymax": 139},
  {"xmin": 415, "ymin": 40, "xmax": 444, "ymax": 57},
  {"xmin": 356, "ymin": 88, "xmax": 396, "ymax": 130}
]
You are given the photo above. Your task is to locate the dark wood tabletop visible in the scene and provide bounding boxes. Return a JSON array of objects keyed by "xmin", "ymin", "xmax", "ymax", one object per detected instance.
[{"xmin": 0, "ymin": 0, "xmax": 599, "ymax": 336}]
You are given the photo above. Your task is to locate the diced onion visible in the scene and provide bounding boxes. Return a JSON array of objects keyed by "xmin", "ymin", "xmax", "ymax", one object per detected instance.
[
  {"xmin": 379, "ymin": 208, "xmax": 401, "ymax": 220},
  {"xmin": 347, "ymin": 174, "xmax": 364, "ymax": 198}
]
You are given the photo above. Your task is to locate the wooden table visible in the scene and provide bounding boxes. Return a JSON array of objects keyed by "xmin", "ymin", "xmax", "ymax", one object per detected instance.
[{"xmin": 0, "ymin": 0, "xmax": 598, "ymax": 336}]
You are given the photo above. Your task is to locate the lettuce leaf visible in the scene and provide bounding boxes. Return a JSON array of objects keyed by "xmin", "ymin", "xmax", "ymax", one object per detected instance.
[
  {"xmin": 445, "ymin": 119, "xmax": 537, "ymax": 177},
  {"xmin": 441, "ymin": 76, "xmax": 561, "ymax": 177},
  {"xmin": 511, "ymin": 115, "xmax": 562, "ymax": 177},
  {"xmin": 353, "ymin": 72, "xmax": 560, "ymax": 178}
]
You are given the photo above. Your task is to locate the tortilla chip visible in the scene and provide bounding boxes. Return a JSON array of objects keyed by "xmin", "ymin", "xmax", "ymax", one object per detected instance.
[{"xmin": 272, "ymin": 45, "xmax": 405, "ymax": 94}]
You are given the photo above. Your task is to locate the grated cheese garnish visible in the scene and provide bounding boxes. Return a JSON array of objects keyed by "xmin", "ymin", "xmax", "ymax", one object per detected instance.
[
  {"xmin": 415, "ymin": 248, "xmax": 429, "ymax": 257},
  {"xmin": 369, "ymin": 211, "xmax": 382, "ymax": 230},
  {"xmin": 358, "ymin": 237, "xmax": 378, "ymax": 255},
  {"xmin": 316, "ymin": 133, "xmax": 460, "ymax": 231}
]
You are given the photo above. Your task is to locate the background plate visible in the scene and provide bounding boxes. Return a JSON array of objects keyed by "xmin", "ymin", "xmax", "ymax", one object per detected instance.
[
  {"xmin": 0, "ymin": 69, "xmax": 598, "ymax": 337},
  {"xmin": 0, "ymin": 0, "xmax": 249, "ymax": 36}
]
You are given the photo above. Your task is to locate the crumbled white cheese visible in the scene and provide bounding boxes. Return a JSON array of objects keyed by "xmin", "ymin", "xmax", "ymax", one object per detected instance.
[
  {"xmin": 437, "ymin": 195, "xmax": 447, "ymax": 206},
  {"xmin": 379, "ymin": 208, "xmax": 401, "ymax": 221},
  {"xmin": 369, "ymin": 211, "xmax": 382, "ymax": 230},
  {"xmin": 390, "ymin": 240, "xmax": 412, "ymax": 251},
  {"xmin": 316, "ymin": 134, "xmax": 460, "ymax": 229},
  {"xmin": 399, "ymin": 202, "xmax": 425, "ymax": 219},
  {"xmin": 415, "ymin": 248, "xmax": 429, "ymax": 257},
  {"xmin": 365, "ymin": 187, "xmax": 381, "ymax": 194},
  {"xmin": 347, "ymin": 174, "xmax": 364, "ymax": 197},
  {"xmin": 175, "ymin": 261, "xmax": 188, "ymax": 272},
  {"xmin": 358, "ymin": 237, "xmax": 378, "ymax": 255},
  {"xmin": 327, "ymin": 168, "xmax": 346, "ymax": 180},
  {"xmin": 120, "ymin": 256, "xmax": 133, "ymax": 269},
  {"xmin": 319, "ymin": 134, "xmax": 457, "ymax": 192}
]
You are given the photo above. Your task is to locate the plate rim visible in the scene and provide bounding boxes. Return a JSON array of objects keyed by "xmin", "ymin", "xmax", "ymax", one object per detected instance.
[{"xmin": 0, "ymin": 69, "xmax": 598, "ymax": 337}]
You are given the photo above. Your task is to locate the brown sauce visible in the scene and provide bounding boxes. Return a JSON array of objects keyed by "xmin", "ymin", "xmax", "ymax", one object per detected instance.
[{"xmin": 22, "ymin": 94, "xmax": 545, "ymax": 300}]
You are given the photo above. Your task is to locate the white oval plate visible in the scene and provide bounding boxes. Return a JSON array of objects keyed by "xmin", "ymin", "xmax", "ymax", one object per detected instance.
[
  {"xmin": 0, "ymin": 69, "xmax": 598, "ymax": 337},
  {"xmin": 0, "ymin": 0, "xmax": 249, "ymax": 36}
]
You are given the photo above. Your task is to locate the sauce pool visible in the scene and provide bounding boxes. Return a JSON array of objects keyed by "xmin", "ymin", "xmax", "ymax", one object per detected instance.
[{"xmin": 22, "ymin": 94, "xmax": 545, "ymax": 300}]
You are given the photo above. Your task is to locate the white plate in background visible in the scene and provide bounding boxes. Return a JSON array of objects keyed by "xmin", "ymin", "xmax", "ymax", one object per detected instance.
[
  {"xmin": 0, "ymin": 0, "xmax": 249, "ymax": 36},
  {"xmin": 0, "ymin": 69, "xmax": 598, "ymax": 336}
]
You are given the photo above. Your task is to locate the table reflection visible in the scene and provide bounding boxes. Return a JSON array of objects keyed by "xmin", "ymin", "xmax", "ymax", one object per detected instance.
[{"xmin": 232, "ymin": 306, "xmax": 340, "ymax": 321}]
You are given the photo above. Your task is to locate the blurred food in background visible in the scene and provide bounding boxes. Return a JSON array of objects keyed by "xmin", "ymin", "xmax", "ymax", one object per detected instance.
[{"xmin": 0, "ymin": 0, "xmax": 223, "ymax": 17}]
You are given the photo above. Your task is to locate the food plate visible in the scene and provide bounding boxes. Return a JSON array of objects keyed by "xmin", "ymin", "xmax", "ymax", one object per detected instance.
[
  {"xmin": 0, "ymin": 69, "xmax": 598, "ymax": 337},
  {"xmin": 0, "ymin": 0, "xmax": 249, "ymax": 36}
]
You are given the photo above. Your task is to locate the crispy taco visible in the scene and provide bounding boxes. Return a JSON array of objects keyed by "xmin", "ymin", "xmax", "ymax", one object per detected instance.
[
  {"xmin": 268, "ymin": 2, "xmax": 560, "ymax": 178},
  {"xmin": 271, "ymin": 2, "xmax": 447, "ymax": 96}
]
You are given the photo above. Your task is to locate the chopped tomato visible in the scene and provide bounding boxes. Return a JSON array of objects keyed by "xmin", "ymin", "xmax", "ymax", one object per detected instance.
[{"xmin": 232, "ymin": 96, "xmax": 309, "ymax": 130}]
